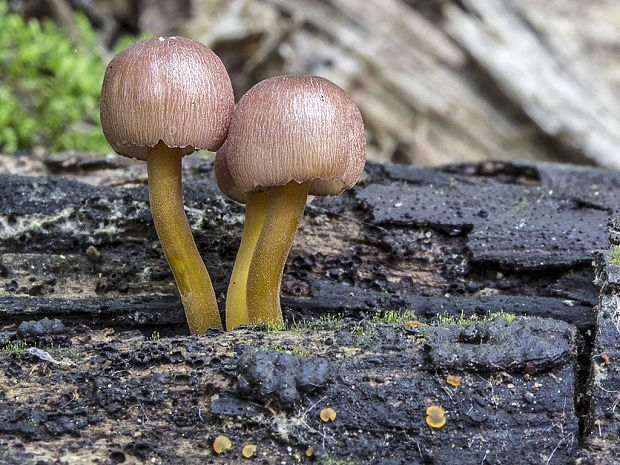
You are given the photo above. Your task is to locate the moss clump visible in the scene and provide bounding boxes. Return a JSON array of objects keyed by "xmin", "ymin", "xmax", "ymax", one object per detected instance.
[
  {"xmin": 290, "ymin": 313, "xmax": 346, "ymax": 332},
  {"xmin": 255, "ymin": 318, "xmax": 287, "ymax": 332},
  {"xmin": 607, "ymin": 244, "xmax": 620, "ymax": 265},
  {"xmin": 436, "ymin": 309, "xmax": 517, "ymax": 325},
  {"xmin": 273, "ymin": 345, "xmax": 309, "ymax": 357},
  {"xmin": 0, "ymin": 2, "xmax": 147, "ymax": 154},
  {"xmin": 1, "ymin": 340, "xmax": 29, "ymax": 354},
  {"xmin": 370, "ymin": 309, "xmax": 417, "ymax": 324}
]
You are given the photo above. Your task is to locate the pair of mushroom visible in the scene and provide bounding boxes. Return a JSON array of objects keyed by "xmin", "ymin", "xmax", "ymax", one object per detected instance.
[{"xmin": 100, "ymin": 37, "xmax": 366, "ymax": 334}]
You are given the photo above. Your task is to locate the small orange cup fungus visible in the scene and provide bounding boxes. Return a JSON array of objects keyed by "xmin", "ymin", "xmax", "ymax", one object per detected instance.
[
  {"xmin": 213, "ymin": 435, "xmax": 232, "ymax": 454},
  {"xmin": 426, "ymin": 405, "xmax": 446, "ymax": 429},
  {"xmin": 446, "ymin": 375, "xmax": 461, "ymax": 387},
  {"xmin": 242, "ymin": 444, "xmax": 257, "ymax": 458},
  {"xmin": 320, "ymin": 407, "xmax": 337, "ymax": 422},
  {"xmin": 405, "ymin": 320, "xmax": 423, "ymax": 327}
]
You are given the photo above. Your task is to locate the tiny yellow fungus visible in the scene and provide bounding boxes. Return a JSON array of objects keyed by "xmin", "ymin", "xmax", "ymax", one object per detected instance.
[
  {"xmin": 306, "ymin": 446, "xmax": 314, "ymax": 457},
  {"xmin": 405, "ymin": 320, "xmax": 423, "ymax": 326},
  {"xmin": 446, "ymin": 375, "xmax": 461, "ymax": 387},
  {"xmin": 425, "ymin": 405, "xmax": 446, "ymax": 429},
  {"xmin": 320, "ymin": 407, "xmax": 337, "ymax": 422},
  {"xmin": 213, "ymin": 435, "xmax": 232, "ymax": 454},
  {"xmin": 242, "ymin": 444, "xmax": 257, "ymax": 458}
]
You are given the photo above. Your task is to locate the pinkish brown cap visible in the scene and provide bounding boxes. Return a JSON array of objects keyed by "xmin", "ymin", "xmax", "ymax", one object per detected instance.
[
  {"xmin": 100, "ymin": 36, "xmax": 234, "ymax": 160},
  {"xmin": 214, "ymin": 141, "xmax": 247, "ymax": 204},
  {"xmin": 225, "ymin": 75, "xmax": 366, "ymax": 196}
]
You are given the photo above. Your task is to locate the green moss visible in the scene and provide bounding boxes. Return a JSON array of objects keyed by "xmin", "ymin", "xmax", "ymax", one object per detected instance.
[
  {"xmin": 290, "ymin": 313, "xmax": 345, "ymax": 332},
  {"xmin": 2, "ymin": 340, "xmax": 29, "ymax": 354},
  {"xmin": 273, "ymin": 345, "xmax": 309, "ymax": 357},
  {"xmin": 436, "ymin": 309, "xmax": 517, "ymax": 325},
  {"xmin": 0, "ymin": 1, "xmax": 147, "ymax": 154},
  {"xmin": 371, "ymin": 309, "xmax": 417, "ymax": 324},
  {"xmin": 608, "ymin": 245, "xmax": 620, "ymax": 265},
  {"xmin": 348, "ymin": 323, "xmax": 374, "ymax": 339},
  {"xmin": 1, "ymin": 340, "xmax": 82, "ymax": 362},
  {"xmin": 46, "ymin": 342, "xmax": 82, "ymax": 362},
  {"xmin": 256, "ymin": 318, "xmax": 287, "ymax": 333}
]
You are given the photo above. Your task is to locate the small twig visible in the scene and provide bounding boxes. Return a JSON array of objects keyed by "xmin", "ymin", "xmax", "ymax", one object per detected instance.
[{"xmin": 545, "ymin": 432, "xmax": 574, "ymax": 464}]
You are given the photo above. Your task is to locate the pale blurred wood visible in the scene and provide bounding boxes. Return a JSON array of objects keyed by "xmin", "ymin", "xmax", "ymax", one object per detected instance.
[
  {"xmin": 51, "ymin": 0, "xmax": 620, "ymax": 168},
  {"xmin": 444, "ymin": 0, "xmax": 620, "ymax": 168},
  {"xmin": 180, "ymin": 0, "xmax": 620, "ymax": 168}
]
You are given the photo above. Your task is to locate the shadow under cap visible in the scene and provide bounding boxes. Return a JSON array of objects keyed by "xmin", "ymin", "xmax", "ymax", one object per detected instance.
[{"xmin": 215, "ymin": 141, "xmax": 247, "ymax": 204}]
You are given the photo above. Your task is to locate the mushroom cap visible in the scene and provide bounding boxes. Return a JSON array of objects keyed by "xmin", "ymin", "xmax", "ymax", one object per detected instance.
[
  {"xmin": 100, "ymin": 36, "xmax": 234, "ymax": 160},
  {"xmin": 225, "ymin": 75, "xmax": 366, "ymax": 196},
  {"xmin": 214, "ymin": 141, "xmax": 247, "ymax": 204}
]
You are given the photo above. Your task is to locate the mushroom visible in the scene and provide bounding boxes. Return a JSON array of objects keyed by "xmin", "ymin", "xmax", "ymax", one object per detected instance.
[
  {"xmin": 215, "ymin": 142, "xmax": 313, "ymax": 329},
  {"xmin": 100, "ymin": 37, "xmax": 234, "ymax": 333},
  {"xmin": 224, "ymin": 75, "xmax": 366, "ymax": 325},
  {"xmin": 320, "ymin": 407, "xmax": 337, "ymax": 422},
  {"xmin": 425, "ymin": 405, "xmax": 446, "ymax": 429},
  {"xmin": 212, "ymin": 435, "xmax": 232, "ymax": 454},
  {"xmin": 242, "ymin": 444, "xmax": 257, "ymax": 458},
  {"xmin": 214, "ymin": 142, "xmax": 269, "ymax": 330}
]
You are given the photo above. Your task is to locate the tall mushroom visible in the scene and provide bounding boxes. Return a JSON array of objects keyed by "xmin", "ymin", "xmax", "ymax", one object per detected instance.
[
  {"xmin": 214, "ymin": 142, "xmax": 268, "ymax": 330},
  {"xmin": 224, "ymin": 75, "xmax": 366, "ymax": 325},
  {"xmin": 100, "ymin": 37, "xmax": 234, "ymax": 333}
]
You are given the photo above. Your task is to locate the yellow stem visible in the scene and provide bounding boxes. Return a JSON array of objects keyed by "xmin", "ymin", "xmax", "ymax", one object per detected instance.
[
  {"xmin": 147, "ymin": 142, "xmax": 223, "ymax": 333},
  {"xmin": 246, "ymin": 181, "xmax": 309, "ymax": 325},
  {"xmin": 226, "ymin": 192, "xmax": 269, "ymax": 330}
]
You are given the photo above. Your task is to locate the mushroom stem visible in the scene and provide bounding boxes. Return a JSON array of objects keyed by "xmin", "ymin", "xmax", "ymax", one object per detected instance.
[
  {"xmin": 225, "ymin": 192, "xmax": 269, "ymax": 330},
  {"xmin": 247, "ymin": 180, "xmax": 310, "ymax": 325},
  {"xmin": 147, "ymin": 142, "xmax": 223, "ymax": 333}
]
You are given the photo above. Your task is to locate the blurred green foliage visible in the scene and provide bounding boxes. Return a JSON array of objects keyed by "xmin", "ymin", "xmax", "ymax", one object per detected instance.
[{"xmin": 0, "ymin": 1, "xmax": 110, "ymax": 153}]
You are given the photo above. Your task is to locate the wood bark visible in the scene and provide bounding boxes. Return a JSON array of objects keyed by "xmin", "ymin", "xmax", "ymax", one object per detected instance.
[{"xmin": 0, "ymin": 153, "xmax": 617, "ymax": 464}]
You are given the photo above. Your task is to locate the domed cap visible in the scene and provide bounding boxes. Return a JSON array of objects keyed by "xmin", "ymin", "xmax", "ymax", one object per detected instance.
[
  {"xmin": 214, "ymin": 141, "xmax": 246, "ymax": 204},
  {"xmin": 225, "ymin": 75, "xmax": 366, "ymax": 196},
  {"xmin": 100, "ymin": 36, "xmax": 234, "ymax": 160}
]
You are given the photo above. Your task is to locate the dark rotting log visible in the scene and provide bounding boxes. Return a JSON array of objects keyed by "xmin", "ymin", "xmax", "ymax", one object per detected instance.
[{"xmin": 0, "ymin": 154, "xmax": 617, "ymax": 464}]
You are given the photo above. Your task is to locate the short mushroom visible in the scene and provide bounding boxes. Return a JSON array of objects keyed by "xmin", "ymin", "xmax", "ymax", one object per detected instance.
[
  {"xmin": 224, "ymin": 75, "xmax": 366, "ymax": 325},
  {"xmin": 425, "ymin": 405, "xmax": 446, "ymax": 429},
  {"xmin": 242, "ymin": 444, "xmax": 257, "ymax": 458},
  {"xmin": 214, "ymin": 142, "xmax": 268, "ymax": 330},
  {"xmin": 320, "ymin": 407, "xmax": 337, "ymax": 422},
  {"xmin": 213, "ymin": 435, "xmax": 232, "ymax": 454},
  {"xmin": 100, "ymin": 37, "xmax": 234, "ymax": 333}
]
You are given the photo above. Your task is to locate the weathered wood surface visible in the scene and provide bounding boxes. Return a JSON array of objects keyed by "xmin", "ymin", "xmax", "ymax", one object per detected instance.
[
  {"xmin": 0, "ymin": 153, "xmax": 618, "ymax": 464},
  {"xmin": 585, "ymin": 218, "xmax": 620, "ymax": 464}
]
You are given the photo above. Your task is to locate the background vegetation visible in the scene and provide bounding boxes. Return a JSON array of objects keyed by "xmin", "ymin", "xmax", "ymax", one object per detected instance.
[{"xmin": 0, "ymin": 0, "xmax": 136, "ymax": 154}]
